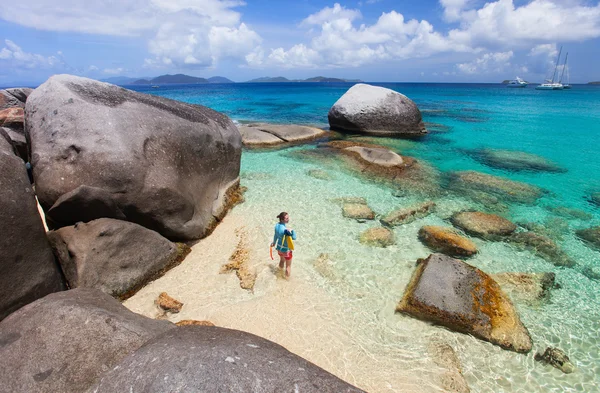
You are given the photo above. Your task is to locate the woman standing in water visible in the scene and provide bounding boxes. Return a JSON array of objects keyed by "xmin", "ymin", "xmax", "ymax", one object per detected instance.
[{"xmin": 271, "ymin": 212, "xmax": 297, "ymax": 278}]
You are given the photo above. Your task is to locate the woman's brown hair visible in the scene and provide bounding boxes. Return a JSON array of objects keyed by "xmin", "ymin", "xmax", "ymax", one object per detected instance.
[{"xmin": 277, "ymin": 212, "xmax": 288, "ymax": 221}]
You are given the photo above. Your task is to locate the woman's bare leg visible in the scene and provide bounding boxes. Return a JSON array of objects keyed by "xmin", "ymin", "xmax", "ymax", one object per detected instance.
[
  {"xmin": 279, "ymin": 255, "xmax": 285, "ymax": 269},
  {"xmin": 285, "ymin": 259, "xmax": 292, "ymax": 278}
]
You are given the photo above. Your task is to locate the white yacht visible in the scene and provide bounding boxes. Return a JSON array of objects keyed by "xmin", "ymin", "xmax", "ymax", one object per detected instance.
[
  {"xmin": 536, "ymin": 47, "xmax": 564, "ymax": 90},
  {"xmin": 507, "ymin": 77, "xmax": 528, "ymax": 87},
  {"xmin": 559, "ymin": 52, "xmax": 571, "ymax": 89}
]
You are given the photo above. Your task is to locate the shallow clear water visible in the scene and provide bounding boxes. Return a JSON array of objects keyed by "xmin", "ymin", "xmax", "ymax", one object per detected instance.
[{"xmin": 130, "ymin": 82, "xmax": 600, "ymax": 392}]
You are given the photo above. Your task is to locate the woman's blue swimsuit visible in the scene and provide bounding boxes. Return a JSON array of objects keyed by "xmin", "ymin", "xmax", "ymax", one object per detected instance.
[{"xmin": 273, "ymin": 223, "xmax": 297, "ymax": 252}]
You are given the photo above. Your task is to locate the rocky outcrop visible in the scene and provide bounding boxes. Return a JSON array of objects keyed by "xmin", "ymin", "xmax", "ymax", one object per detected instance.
[
  {"xmin": 87, "ymin": 325, "xmax": 365, "ymax": 393},
  {"xmin": 0, "ymin": 136, "xmax": 64, "ymax": 321},
  {"xmin": 451, "ymin": 211, "xmax": 517, "ymax": 239},
  {"xmin": 328, "ymin": 83, "xmax": 427, "ymax": 137},
  {"xmin": 0, "ymin": 88, "xmax": 32, "ymax": 110},
  {"xmin": 0, "ymin": 107, "xmax": 24, "ymax": 131},
  {"xmin": 0, "ymin": 288, "xmax": 175, "ymax": 393},
  {"xmin": 510, "ymin": 232, "xmax": 575, "ymax": 267},
  {"xmin": 238, "ymin": 123, "xmax": 328, "ymax": 146},
  {"xmin": 470, "ymin": 148, "xmax": 565, "ymax": 173},
  {"xmin": 47, "ymin": 218, "xmax": 191, "ymax": 299},
  {"xmin": 418, "ymin": 226, "xmax": 478, "ymax": 257},
  {"xmin": 342, "ymin": 201, "xmax": 375, "ymax": 220},
  {"xmin": 2, "ymin": 126, "xmax": 27, "ymax": 161},
  {"xmin": 381, "ymin": 201, "xmax": 436, "ymax": 227},
  {"xmin": 397, "ymin": 254, "xmax": 533, "ymax": 353},
  {"xmin": 491, "ymin": 272, "xmax": 558, "ymax": 305},
  {"xmin": 535, "ymin": 347, "xmax": 575, "ymax": 373},
  {"xmin": 26, "ymin": 74, "xmax": 242, "ymax": 241},
  {"xmin": 359, "ymin": 227, "xmax": 395, "ymax": 247},
  {"xmin": 575, "ymin": 226, "xmax": 600, "ymax": 251},
  {"xmin": 449, "ymin": 171, "xmax": 543, "ymax": 204}
]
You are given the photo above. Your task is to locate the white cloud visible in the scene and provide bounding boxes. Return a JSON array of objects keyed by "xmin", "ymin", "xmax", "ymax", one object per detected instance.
[
  {"xmin": 103, "ymin": 67, "xmax": 126, "ymax": 74},
  {"xmin": 440, "ymin": 0, "xmax": 472, "ymax": 22},
  {"xmin": 0, "ymin": 0, "xmax": 262, "ymax": 69},
  {"xmin": 0, "ymin": 39, "xmax": 64, "ymax": 69},
  {"xmin": 457, "ymin": 51, "xmax": 514, "ymax": 74},
  {"xmin": 301, "ymin": 3, "xmax": 362, "ymax": 26}
]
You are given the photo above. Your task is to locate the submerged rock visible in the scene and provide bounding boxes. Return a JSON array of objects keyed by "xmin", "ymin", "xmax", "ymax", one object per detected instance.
[
  {"xmin": 510, "ymin": 231, "xmax": 576, "ymax": 267},
  {"xmin": 359, "ymin": 227, "xmax": 395, "ymax": 247},
  {"xmin": 26, "ymin": 74, "xmax": 242, "ymax": 241},
  {"xmin": 342, "ymin": 202, "xmax": 375, "ymax": 220},
  {"xmin": 589, "ymin": 192, "xmax": 600, "ymax": 207},
  {"xmin": 87, "ymin": 326, "xmax": 366, "ymax": 393},
  {"xmin": 491, "ymin": 272, "xmax": 558, "ymax": 305},
  {"xmin": 575, "ymin": 226, "xmax": 600, "ymax": 251},
  {"xmin": 449, "ymin": 171, "xmax": 543, "ymax": 204},
  {"xmin": 328, "ymin": 83, "xmax": 427, "ymax": 137},
  {"xmin": 47, "ymin": 218, "xmax": 190, "ymax": 299},
  {"xmin": 535, "ymin": 347, "xmax": 575, "ymax": 374},
  {"xmin": 238, "ymin": 123, "xmax": 327, "ymax": 146},
  {"xmin": 451, "ymin": 211, "xmax": 516, "ymax": 239},
  {"xmin": 0, "ymin": 288, "xmax": 175, "ymax": 393},
  {"xmin": 307, "ymin": 168, "xmax": 334, "ymax": 180},
  {"xmin": 418, "ymin": 226, "xmax": 478, "ymax": 257},
  {"xmin": 546, "ymin": 206, "xmax": 592, "ymax": 221},
  {"xmin": 397, "ymin": 254, "xmax": 533, "ymax": 353},
  {"xmin": 380, "ymin": 201, "xmax": 436, "ymax": 227},
  {"xmin": 471, "ymin": 148, "xmax": 565, "ymax": 173},
  {"xmin": 344, "ymin": 146, "xmax": 404, "ymax": 166},
  {"xmin": 428, "ymin": 339, "xmax": 470, "ymax": 393}
]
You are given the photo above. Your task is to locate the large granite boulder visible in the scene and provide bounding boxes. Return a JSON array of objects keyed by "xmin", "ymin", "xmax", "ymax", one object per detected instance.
[
  {"xmin": 0, "ymin": 288, "xmax": 175, "ymax": 393},
  {"xmin": 47, "ymin": 218, "xmax": 191, "ymax": 299},
  {"xmin": 418, "ymin": 226, "xmax": 478, "ymax": 257},
  {"xmin": 87, "ymin": 325, "xmax": 365, "ymax": 393},
  {"xmin": 26, "ymin": 75, "xmax": 242, "ymax": 240},
  {"xmin": 449, "ymin": 171, "xmax": 543, "ymax": 204},
  {"xmin": 451, "ymin": 211, "xmax": 517, "ymax": 239},
  {"xmin": 0, "ymin": 88, "xmax": 32, "ymax": 110},
  {"xmin": 0, "ymin": 136, "xmax": 64, "ymax": 321},
  {"xmin": 397, "ymin": 254, "xmax": 532, "ymax": 353},
  {"xmin": 238, "ymin": 123, "xmax": 328, "ymax": 146},
  {"xmin": 328, "ymin": 83, "xmax": 427, "ymax": 137}
]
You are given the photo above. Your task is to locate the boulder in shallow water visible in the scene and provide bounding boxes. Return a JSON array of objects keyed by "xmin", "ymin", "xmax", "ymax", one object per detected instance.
[
  {"xmin": 342, "ymin": 202, "xmax": 375, "ymax": 220},
  {"xmin": 491, "ymin": 272, "xmax": 558, "ymax": 305},
  {"xmin": 26, "ymin": 74, "xmax": 242, "ymax": 240},
  {"xmin": 359, "ymin": 227, "xmax": 395, "ymax": 247},
  {"xmin": 328, "ymin": 83, "xmax": 427, "ymax": 137},
  {"xmin": 87, "ymin": 326, "xmax": 365, "ymax": 393},
  {"xmin": 380, "ymin": 201, "xmax": 436, "ymax": 227},
  {"xmin": 0, "ymin": 136, "xmax": 64, "ymax": 321},
  {"xmin": 428, "ymin": 338, "xmax": 470, "ymax": 393},
  {"xmin": 397, "ymin": 254, "xmax": 533, "ymax": 353},
  {"xmin": 344, "ymin": 146, "xmax": 404, "ymax": 166},
  {"xmin": 418, "ymin": 226, "xmax": 478, "ymax": 257},
  {"xmin": 471, "ymin": 148, "xmax": 565, "ymax": 173},
  {"xmin": 451, "ymin": 211, "xmax": 516, "ymax": 239},
  {"xmin": 449, "ymin": 171, "xmax": 543, "ymax": 204},
  {"xmin": 47, "ymin": 218, "xmax": 190, "ymax": 299},
  {"xmin": 307, "ymin": 168, "xmax": 334, "ymax": 180},
  {"xmin": 0, "ymin": 288, "xmax": 175, "ymax": 393},
  {"xmin": 510, "ymin": 231, "xmax": 575, "ymax": 267},
  {"xmin": 575, "ymin": 226, "xmax": 600, "ymax": 251},
  {"xmin": 588, "ymin": 192, "xmax": 600, "ymax": 207},
  {"xmin": 238, "ymin": 123, "xmax": 327, "ymax": 146},
  {"xmin": 535, "ymin": 347, "xmax": 575, "ymax": 373}
]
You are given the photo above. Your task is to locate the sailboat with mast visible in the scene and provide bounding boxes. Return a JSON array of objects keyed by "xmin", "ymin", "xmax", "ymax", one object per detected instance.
[
  {"xmin": 536, "ymin": 46, "xmax": 564, "ymax": 90},
  {"xmin": 559, "ymin": 52, "xmax": 571, "ymax": 89}
]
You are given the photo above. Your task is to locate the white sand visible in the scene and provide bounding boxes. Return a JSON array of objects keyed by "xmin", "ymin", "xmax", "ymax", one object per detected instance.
[{"xmin": 124, "ymin": 209, "xmax": 450, "ymax": 393}]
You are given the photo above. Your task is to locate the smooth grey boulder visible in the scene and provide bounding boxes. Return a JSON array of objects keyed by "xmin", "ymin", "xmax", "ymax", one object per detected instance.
[
  {"xmin": 397, "ymin": 254, "xmax": 532, "ymax": 353},
  {"xmin": 328, "ymin": 83, "xmax": 426, "ymax": 137},
  {"xmin": 1, "ymin": 126, "xmax": 27, "ymax": 161},
  {"xmin": 0, "ymin": 288, "xmax": 175, "ymax": 393},
  {"xmin": 47, "ymin": 218, "xmax": 190, "ymax": 299},
  {"xmin": 87, "ymin": 325, "xmax": 365, "ymax": 393},
  {"xmin": 238, "ymin": 123, "xmax": 327, "ymax": 146},
  {"xmin": 26, "ymin": 74, "xmax": 242, "ymax": 240},
  {"xmin": 0, "ymin": 88, "xmax": 28, "ymax": 109},
  {"xmin": 0, "ymin": 136, "xmax": 64, "ymax": 321},
  {"xmin": 4, "ymin": 88, "xmax": 33, "ymax": 104}
]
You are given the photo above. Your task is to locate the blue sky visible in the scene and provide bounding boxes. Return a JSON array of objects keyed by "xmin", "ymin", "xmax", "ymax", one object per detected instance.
[{"xmin": 1, "ymin": 0, "xmax": 599, "ymax": 85}]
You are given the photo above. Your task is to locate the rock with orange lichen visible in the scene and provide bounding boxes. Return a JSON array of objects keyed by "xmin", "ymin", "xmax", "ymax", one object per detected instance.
[
  {"xmin": 176, "ymin": 320, "xmax": 215, "ymax": 326},
  {"xmin": 359, "ymin": 227, "xmax": 395, "ymax": 247},
  {"xmin": 342, "ymin": 202, "xmax": 375, "ymax": 221},
  {"xmin": 451, "ymin": 211, "xmax": 516, "ymax": 240},
  {"xmin": 397, "ymin": 254, "xmax": 532, "ymax": 353},
  {"xmin": 418, "ymin": 226, "xmax": 478, "ymax": 257},
  {"xmin": 156, "ymin": 292, "xmax": 183, "ymax": 313}
]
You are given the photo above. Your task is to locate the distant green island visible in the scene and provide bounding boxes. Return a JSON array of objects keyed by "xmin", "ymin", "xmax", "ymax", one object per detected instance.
[
  {"xmin": 100, "ymin": 74, "xmax": 361, "ymax": 85},
  {"xmin": 588, "ymin": 81, "xmax": 600, "ymax": 85},
  {"xmin": 245, "ymin": 76, "xmax": 362, "ymax": 83}
]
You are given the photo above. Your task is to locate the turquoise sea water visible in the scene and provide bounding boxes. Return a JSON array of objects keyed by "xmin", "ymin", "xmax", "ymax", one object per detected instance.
[{"xmin": 130, "ymin": 83, "xmax": 600, "ymax": 392}]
